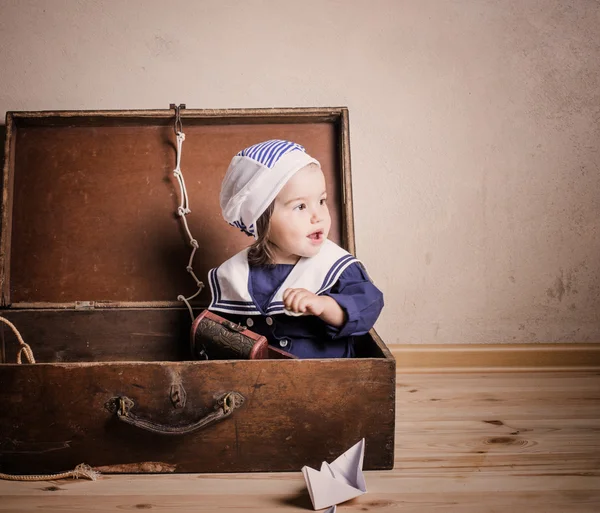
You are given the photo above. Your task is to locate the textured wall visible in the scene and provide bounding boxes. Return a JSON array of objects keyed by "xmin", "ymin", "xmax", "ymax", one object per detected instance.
[{"xmin": 0, "ymin": 0, "xmax": 599, "ymax": 344}]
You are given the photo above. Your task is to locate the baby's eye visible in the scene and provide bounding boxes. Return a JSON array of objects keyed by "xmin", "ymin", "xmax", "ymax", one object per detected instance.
[
  {"xmin": 319, "ymin": 198, "xmax": 327, "ymax": 206},
  {"xmin": 294, "ymin": 203, "xmax": 307, "ymax": 211}
]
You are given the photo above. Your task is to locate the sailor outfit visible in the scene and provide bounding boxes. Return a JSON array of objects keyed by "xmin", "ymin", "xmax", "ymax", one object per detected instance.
[{"xmin": 208, "ymin": 239, "xmax": 384, "ymax": 358}]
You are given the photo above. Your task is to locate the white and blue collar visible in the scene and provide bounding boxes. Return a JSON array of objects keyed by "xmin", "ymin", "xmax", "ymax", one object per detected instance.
[{"xmin": 208, "ymin": 239, "xmax": 358, "ymax": 316}]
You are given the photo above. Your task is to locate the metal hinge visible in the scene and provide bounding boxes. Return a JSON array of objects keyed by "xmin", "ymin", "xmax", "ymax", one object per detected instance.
[{"xmin": 75, "ymin": 301, "xmax": 95, "ymax": 310}]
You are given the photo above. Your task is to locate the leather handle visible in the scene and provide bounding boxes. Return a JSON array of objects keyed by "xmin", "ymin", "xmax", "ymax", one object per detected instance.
[{"xmin": 105, "ymin": 391, "xmax": 244, "ymax": 436}]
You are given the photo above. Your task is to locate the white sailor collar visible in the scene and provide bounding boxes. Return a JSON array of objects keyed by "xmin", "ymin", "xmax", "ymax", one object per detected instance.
[{"xmin": 208, "ymin": 239, "xmax": 358, "ymax": 316}]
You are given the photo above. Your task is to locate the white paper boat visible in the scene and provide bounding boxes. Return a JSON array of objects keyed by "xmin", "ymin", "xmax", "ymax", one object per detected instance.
[{"xmin": 301, "ymin": 439, "xmax": 366, "ymax": 510}]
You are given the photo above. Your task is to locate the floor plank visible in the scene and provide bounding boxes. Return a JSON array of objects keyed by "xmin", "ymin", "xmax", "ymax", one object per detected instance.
[{"xmin": 1, "ymin": 371, "xmax": 599, "ymax": 512}]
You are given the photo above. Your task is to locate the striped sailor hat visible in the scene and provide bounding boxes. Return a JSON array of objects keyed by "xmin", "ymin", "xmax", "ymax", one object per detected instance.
[{"xmin": 220, "ymin": 139, "xmax": 320, "ymax": 238}]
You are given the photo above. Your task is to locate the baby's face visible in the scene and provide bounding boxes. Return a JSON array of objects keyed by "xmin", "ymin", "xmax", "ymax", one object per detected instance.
[{"xmin": 268, "ymin": 164, "xmax": 331, "ymax": 264}]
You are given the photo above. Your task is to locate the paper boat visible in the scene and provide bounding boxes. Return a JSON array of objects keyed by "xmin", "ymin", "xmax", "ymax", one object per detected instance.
[{"xmin": 301, "ymin": 439, "xmax": 366, "ymax": 510}]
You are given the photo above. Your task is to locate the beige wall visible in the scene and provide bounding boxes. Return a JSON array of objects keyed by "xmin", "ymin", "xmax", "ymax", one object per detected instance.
[{"xmin": 0, "ymin": 0, "xmax": 598, "ymax": 344}]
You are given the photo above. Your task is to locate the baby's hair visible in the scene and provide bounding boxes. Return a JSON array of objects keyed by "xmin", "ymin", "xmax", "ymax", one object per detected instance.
[{"xmin": 248, "ymin": 201, "xmax": 276, "ymax": 266}]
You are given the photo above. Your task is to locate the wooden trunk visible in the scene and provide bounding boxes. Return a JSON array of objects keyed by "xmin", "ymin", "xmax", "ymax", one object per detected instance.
[{"xmin": 0, "ymin": 108, "xmax": 395, "ymax": 474}]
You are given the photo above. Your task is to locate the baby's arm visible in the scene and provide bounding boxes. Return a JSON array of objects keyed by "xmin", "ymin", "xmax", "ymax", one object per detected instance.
[{"xmin": 282, "ymin": 288, "xmax": 346, "ymax": 328}]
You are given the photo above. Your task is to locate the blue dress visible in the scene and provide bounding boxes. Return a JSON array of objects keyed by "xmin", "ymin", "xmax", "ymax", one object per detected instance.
[{"xmin": 213, "ymin": 262, "xmax": 384, "ymax": 359}]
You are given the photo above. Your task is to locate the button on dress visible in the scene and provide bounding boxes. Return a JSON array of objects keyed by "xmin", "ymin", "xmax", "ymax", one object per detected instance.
[{"xmin": 216, "ymin": 262, "xmax": 384, "ymax": 359}]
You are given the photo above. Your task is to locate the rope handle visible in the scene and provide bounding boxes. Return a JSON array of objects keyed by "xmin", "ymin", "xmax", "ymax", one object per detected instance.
[
  {"xmin": 0, "ymin": 321, "xmax": 94, "ymax": 482},
  {"xmin": 171, "ymin": 104, "xmax": 204, "ymax": 321},
  {"xmin": 0, "ymin": 315, "xmax": 35, "ymax": 364},
  {"xmin": 0, "ymin": 463, "xmax": 99, "ymax": 482}
]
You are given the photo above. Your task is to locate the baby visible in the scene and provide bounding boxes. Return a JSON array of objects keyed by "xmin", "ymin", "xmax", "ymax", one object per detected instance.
[{"xmin": 208, "ymin": 140, "xmax": 383, "ymax": 358}]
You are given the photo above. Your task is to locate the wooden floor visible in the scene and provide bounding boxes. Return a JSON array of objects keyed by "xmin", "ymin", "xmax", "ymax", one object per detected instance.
[{"xmin": 1, "ymin": 370, "xmax": 599, "ymax": 512}]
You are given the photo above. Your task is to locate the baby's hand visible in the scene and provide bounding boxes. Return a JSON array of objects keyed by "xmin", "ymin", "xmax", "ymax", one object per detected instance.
[{"xmin": 282, "ymin": 288, "xmax": 327, "ymax": 316}]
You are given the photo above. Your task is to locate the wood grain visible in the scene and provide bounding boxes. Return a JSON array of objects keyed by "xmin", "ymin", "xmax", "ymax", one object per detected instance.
[
  {"xmin": 0, "ymin": 310, "xmax": 384, "ymax": 363},
  {"xmin": 1, "ymin": 370, "xmax": 598, "ymax": 512},
  {"xmin": 1, "ymin": 108, "xmax": 350, "ymax": 306},
  {"xmin": 0, "ymin": 358, "xmax": 394, "ymax": 474},
  {"xmin": 392, "ymin": 343, "xmax": 600, "ymax": 371}
]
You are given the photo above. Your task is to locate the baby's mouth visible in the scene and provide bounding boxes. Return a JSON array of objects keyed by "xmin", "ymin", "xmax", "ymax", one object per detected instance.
[{"xmin": 307, "ymin": 230, "xmax": 323, "ymax": 241}]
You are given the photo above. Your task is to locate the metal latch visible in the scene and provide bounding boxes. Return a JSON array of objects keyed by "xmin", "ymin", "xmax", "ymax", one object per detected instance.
[{"xmin": 75, "ymin": 301, "xmax": 95, "ymax": 310}]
